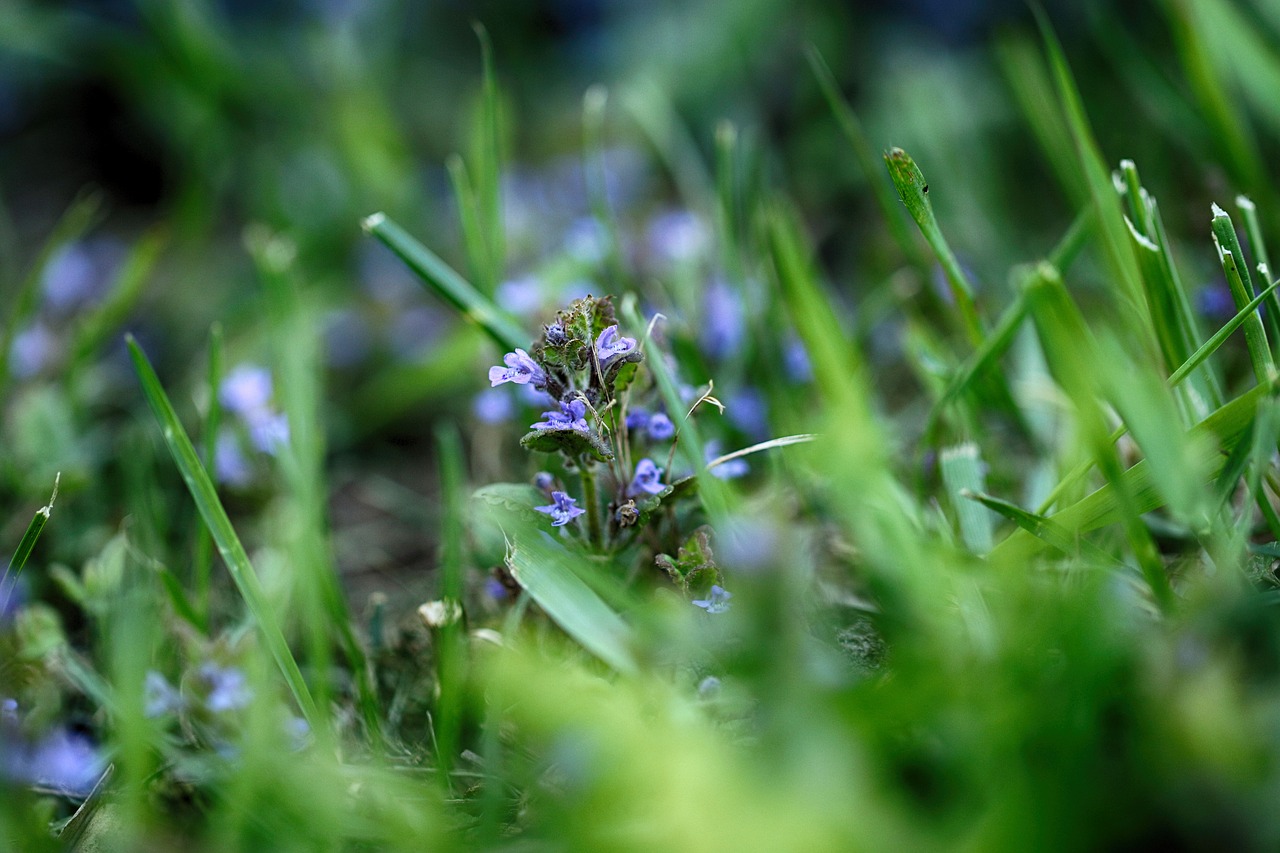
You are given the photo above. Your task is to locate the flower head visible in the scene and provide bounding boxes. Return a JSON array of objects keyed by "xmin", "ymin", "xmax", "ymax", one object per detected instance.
[
  {"xmin": 535, "ymin": 491, "xmax": 587, "ymax": 527},
  {"xmin": 595, "ymin": 324, "xmax": 637, "ymax": 367},
  {"xmin": 532, "ymin": 398, "xmax": 589, "ymax": 432},
  {"xmin": 628, "ymin": 458, "xmax": 665, "ymax": 497},
  {"xmin": 488, "ymin": 348, "xmax": 546, "ymax": 389},
  {"xmin": 220, "ymin": 364, "xmax": 273, "ymax": 417},
  {"xmin": 692, "ymin": 585, "xmax": 732, "ymax": 614},
  {"xmin": 199, "ymin": 663, "xmax": 252, "ymax": 713},
  {"xmin": 647, "ymin": 412, "xmax": 675, "ymax": 441},
  {"xmin": 144, "ymin": 670, "xmax": 183, "ymax": 718}
]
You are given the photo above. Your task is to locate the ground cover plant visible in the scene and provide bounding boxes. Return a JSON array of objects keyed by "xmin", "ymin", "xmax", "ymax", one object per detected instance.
[{"xmin": 8, "ymin": 1, "xmax": 1280, "ymax": 849}]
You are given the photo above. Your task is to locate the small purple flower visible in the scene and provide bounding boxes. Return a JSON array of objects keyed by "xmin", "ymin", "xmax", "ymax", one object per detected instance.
[
  {"xmin": 628, "ymin": 458, "xmax": 665, "ymax": 497},
  {"xmin": 214, "ymin": 428, "xmax": 253, "ymax": 487},
  {"xmin": 625, "ymin": 408, "xmax": 650, "ymax": 431},
  {"xmin": 692, "ymin": 585, "xmax": 732, "ymax": 614},
  {"xmin": 727, "ymin": 388, "xmax": 769, "ymax": 440},
  {"xmin": 144, "ymin": 671, "xmax": 183, "ymax": 718},
  {"xmin": 496, "ymin": 276, "xmax": 543, "ymax": 315},
  {"xmin": 9, "ymin": 323, "xmax": 56, "ymax": 379},
  {"xmin": 5, "ymin": 728, "xmax": 105, "ymax": 796},
  {"xmin": 697, "ymin": 676, "xmax": 722, "ymax": 698},
  {"xmin": 533, "ymin": 471, "xmax": 556, "ymax": 491},
  {"xmin": 535, "ymin": 491, "xmax": 586, "ymax": 527},
  {"xmin": 200, "ymin": 663, "xmax": 252, "ymax": 713},
  {"xmin": 485, "ymin": 577, "xmax": 510, "ymax": 601},
  {"xmin": 473, "ymin": 388, "xmax": 515, "ymax": 424},
  {"xmin": 1197, "ymin": 280, "xmax": 1236, "ymax": 323},
  {"xmin": 544, "ymin": 321, "xmax": 568, "ymax": 345},
  {"xmin": 594, "ymin": 325, "xmax": 636, "ymax": 367},
  {"xmin": 647, "ymin": 210, "xmax": 709, "ymax": 263},
  {"xmin": 1, "ymin": 698, "xmax": 17, "ymax": 725},
  {"xmin": 247, "ymin": 410, "xmax": 290, "ymax": 455},
  {"xmin": 220, "ymin": 364, "xmax": 273, "ymax": 417},
  {"xmin": 647, "ymin": 412, "xmax": 675, "ymax": 442},
  {"xmin": 532, "ymin": 398, "xmax": 589, "ymax": 432},
  {"xmin": 489, "ymin": 348, "xmax": 546, "ymax": 388},
  {"xmin": 564, "ymin": 217, "xmax": 609, "ymax": 263},
  {"xmin": 706, "ymin": 441, "xmax": 749, "ymax": 480},
  {"xmin": 701, "ymin": 279, "xmax": 745, "ymax": 360},
  {"xmin": 783, "ymin": 336, "xmax": 813, "ymax": 383},
  {"xmin": 286, "ymin": 715, "xmax": 311, "ymax": 751}
]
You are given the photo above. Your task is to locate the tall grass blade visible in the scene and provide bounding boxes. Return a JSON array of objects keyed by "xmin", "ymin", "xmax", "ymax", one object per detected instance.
[
  {"xmin": 0, "ymin": 473, "xmax": 59, "ymax": 612},
  {"xmin": 126, "ymin": 335, "xmax": 319, "ymax": 726},
  {"xmin": 362, "ymin": 212, "xmax": 528, "ymax": 353}
]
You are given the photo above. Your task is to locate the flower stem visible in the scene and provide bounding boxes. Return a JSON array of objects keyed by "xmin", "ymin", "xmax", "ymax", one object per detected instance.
[{"xmin": 579, "ymin": 459, "xmax": 603, "ymax": 549}]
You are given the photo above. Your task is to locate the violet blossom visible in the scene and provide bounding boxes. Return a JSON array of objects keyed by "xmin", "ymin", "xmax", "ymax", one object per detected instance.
[
  {"xmin": 488, "ymin": 348, "xmax": 546, "ymax": 389},
  {"xmin": 628, "ymin": 458, "xmax": 665, "ymax": 497},
  {"xmin": 535, "ymin": 491, "xmax": 587, "ymax": 527}
]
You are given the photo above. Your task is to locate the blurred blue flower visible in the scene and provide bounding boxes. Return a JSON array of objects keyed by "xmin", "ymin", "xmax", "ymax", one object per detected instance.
[
  {"xmin": 784, "ymin": 336, "xmax": 813, "ymax": 383},
  {"xmin": 628, "ymin": 458, "xmax": 665, "ymax": 496},
  {"xmin": 220, "ymin": 364, "xmax": 273, "ymax": 418},
  {"xmin": 701, "ymin": 278, "xmax": 745, "ymax": 360},
  {"xmin": 647, "ymin": 412, "xmax": 675, "ymax": 441},
  {"xmin": 144, "ymin": 671, "xmax": 183, "ymax": 718},
  {"xmin": 1197, "ymin": 280, "xmax": 1236, "ymax": 323},
  {"xmin": 564, "ymin": 217, "xmax": 609, "ymax": 263},
  {"xmin": 535, "ymin": 491, "xmax": 586, "ymax": 527},
  {"xmin": 705, "ymin": 441, "xmax": 749, "ymax": 480},
  {"xmin": 9, "ymin": 323, "xmax": 56, "ymax": 379},
  {"xmin": 496, "ymin": 276, "xmax": 544, "ymax": 315},
  {"xmin": 214, "ymin": 428, "xmax": 253, "ymax": 487},
  {"xmin": 41, "ymin": 239, "xmax": 120, "ymax": 315},
  {"xmin": 533, "ymin": 471, "xmax": 556, "ymax": 492},
  {"xmin": 625, "ymin": 408, "xmax": 650, "ymax": 431},
  {"xmin": 726, "ymin": 388, "xmax": 768, "ymax": 440},
  {"xmin": 532, "ymin": 398, "xmax": 589, "ymax": 432},
  {"xmin": 473, "ymin": 388, "xmax": 515, "ymax": 424},
  {"xmin": 544, "ymin": 321, "xmax": 568, "ymax": 346},
  {"xmin": 692, "ymin": 585, "xmax": 732, "ymax": 614},
  {"xmin": 489, "ymin": 348, "xmax": 546, "ymax": 389},
  {"xmin": 647, "ymin": 210, "xmax": 709, "ymax": 264},
  {"xmin": 485, "ymin": 577, "xmax": 510, "ymax": 601},
  {"xmin": 595, "ymin": 324, "xmax": 636, "ymax": 367},
  {"xmin": 1, "ymin": 698, "xmax": 17, "ymax": 725},
  {"xmin": 697, "ymin": 676, "xmax": 722, "ymax": 698},
  {"xmin": 200, "ymin": 663, "xmax": 252, "ymax": 713},
  {"xmin": 4, "ymin": 728, "xmax": 105, "ymax": 796},
  {"xmin": 285, "ymin": 715, "xmax": 311, "ymax": 751},
  {"xmin": 247, "ymin": 411, "xmax": 290, "ymax": 455}
]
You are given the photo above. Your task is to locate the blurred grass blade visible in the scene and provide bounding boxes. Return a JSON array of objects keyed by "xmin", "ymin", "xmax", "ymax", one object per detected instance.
[
  {"xmin": 704, "ymin": 433, "xmax": 817, "ymax": 471},
  {"xmin": 434, "ymin": 424, "xmax": 468, "ymax": 787},
  {"xmin": 126, "ymin": 335, "xmax": 319, "ymax": 726},
  {"xmin": 471, "ymin": 21, "xmax": 504, "ymax": 293},
  {"xmin": 941, "ymin": 445, "xmax": 995, "ymax": 554},
  {"xmin": 0, "ymin": 472, "xmax": 59, "ymax": 612},
  {"xmin": 362, "ymin": 212, "xmax": 527, "ymax": 353},
  {"xmin": 807, "ymin": 47, "xmax": 925, "ymax": 271},
  {"xmin": 194, "ymin": 322, "xmax": 222, "ymax": 631},
  {"xmin": 884, "ymin": 147, "xmax": 984, "ymax": 345},
  {"xmin": 0, "ymin": 191, "xmax": 103, "ymax": 386},
  {"xmin": 966, "ymin": 489, "xmax": 1120, "ymax": 567},
  {"xmin": 69, "ymin": 226, "xmax": 165, "ymax": 369},
  {"xmin": 475, "ymin": 484, "xmax": 636, "ymax": 674}
]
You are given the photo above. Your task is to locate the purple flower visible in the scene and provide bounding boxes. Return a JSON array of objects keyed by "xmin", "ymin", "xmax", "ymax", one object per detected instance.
[
  {"xmin": 473, "ymin": 388, "xmax": 515, "ymax": 424},
  {"xmin": 220, "ymin": 364, "xmax": 273, "ymax": 417},
  {"xmin": 200, "ymin": 663, "xmax": 251, "ymax": 713},
  {"xmin": 144, "ymin": 671, "xmax": 183, "ymax": 718},
  {"xmin": 535, "ymin": 491, "xmax": 587, "ymax": 527},
  {"xmin": 594, "ymin": 325, "xmax": 636, "ymax": 367},
  {"xmin": 628, "ymin": 458, "xmax": 665, "ymax": 497},
  {"xmin": 625, "ymin": 408, "xmax": 650, "ymax": 431},
  {"xmin": 533, "ymin": 471, "xmax": 556, "ymax": 491},
  {"xmin": 9, "ymin": 323, "xmax": 56, "ymax": 379},
  {"xmin": 496, "ymin": 276, "xmax": 544, "ymax": 315},
  {"xmin": 697, "ymin": 676, "xmax": 722, "ymax": 698},
  {"xmin": 4, "ymin": 728, "xmax": 105, "ymax": 796},
  {"xmin": 489, "ymin": 348, "xmax": 546, "ymax": 388},
  {"xmin": 214, "ymin": 428, "xmax": 253, "ymax": 487},
  {"xmin": 247, "ymin": 410, "xmax": 290, "ymax": 455},
  {"xmin": 544, "ymin": 321, "xmax": 568, "ymax": 345},
  {"xmin": 532, "ymin": 398, "xmax": 589, "ymax": 432},
  {"xmin": 726, "ymin": 388, "xmax": 768, "ymax": 440},
  {"xmin": 784, "ymin": 336, "xmax": 813, "ymax": 383},
  {"xmin": 485, "ymin": 578, "xmax": 510, "ymax": 601},
  {"xmin": 1, "ymin": 698, "xmax": 17, "ymax": 725},
  {"xmin": 564, "ymin": 217, "xmax": 608, "ymax": 263},
  {"xmin": 706, "ymin": 441, "xmax": 749, "ymax": 480},
  {"xmin": 701, "ymin": 279, "xmax": 745, "ymax": 360},
  {"xmin": 286, "ymin": 716, "xmax": 311, "ymax": 751},
  {"xmin": 647, "ymin": 412, "xmax": 675, "ymax": 442},
  {"xmin": 647, "ymin": 210, "xmax": 709, "ymax": 263},
  {"xmin": 692, "ymin": 585, "xmax": 732, "ymax": 614}
]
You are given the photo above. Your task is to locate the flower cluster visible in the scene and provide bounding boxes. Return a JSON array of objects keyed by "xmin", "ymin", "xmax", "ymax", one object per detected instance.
[{"xmin": 215, "ymin": 364, "xmax": 291, "ymax": 487}]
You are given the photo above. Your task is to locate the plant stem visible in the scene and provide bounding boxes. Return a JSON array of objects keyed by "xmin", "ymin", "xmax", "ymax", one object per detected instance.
[{"xmin": 580, "ymin": 459, "xmax": 603, "ymax": 549}]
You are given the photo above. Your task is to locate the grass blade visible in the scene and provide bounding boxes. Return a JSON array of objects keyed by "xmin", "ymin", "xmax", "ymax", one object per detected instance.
[
  {"xmin": 126, "ymin": 335, "xmax": 319, "ymax": 726},
  {"xmin": 941, "ymin": 445, "xmax": 995, "ymax": 554},
  {"xmin": 361, "ymin": 212, "xmax": 528, "ymax": 353},
  {"xmin": 0, "ymin": 473, "xmax": 59, "ymax": 612}
]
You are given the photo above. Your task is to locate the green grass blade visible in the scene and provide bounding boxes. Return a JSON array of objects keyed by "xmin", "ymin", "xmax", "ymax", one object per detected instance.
[
  {"xmin": 472, "ymin": 21, "xmax": 504, "ymax": 293},
  {"xmin": 806, "ymin": 47, "xmax": 926, "ymax": 271},
  {"xmin": 194, "ymin": 322, "xmax": 222, "ymax": 631},
  {"xmin": 884, "ymin": 147, "xmax": 984, "ymax": 346},
  {"xmin": 0, "ymin": 473, "xmax": 59, "ymax": 611},
  {"xmin": 1169, "ymin": 277, "xmax": 1280, "ymax": 387},
  {"xmin": 433, "ymin": 424, "xmax": 468, "ymax": 787},
  {"xmin": 940, "ymin": 444, "xmax": 995, "ymax": 554},
  {"xmin": 475, "ymin": 484, "xmax": 636, "ymax": 674},
  {"xmin": 966, "ymin": 489, "xmax": 1121, "ymax": 567},
  {"xmin": 126, "ymin": 335, "xmax": 319, "ymax": 726},
  {"xmin": 1212, "ymin": 203, "xmax": 1275, "ymax": 382},
  {"xmin": 361, "ymin": 212, "xmax": 528, "ymax": 353}
]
